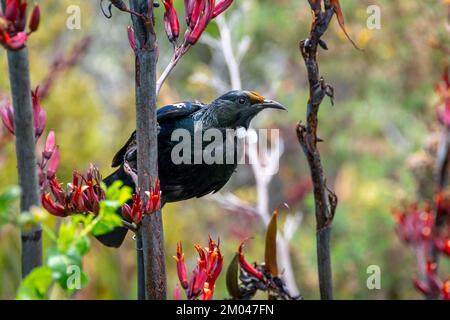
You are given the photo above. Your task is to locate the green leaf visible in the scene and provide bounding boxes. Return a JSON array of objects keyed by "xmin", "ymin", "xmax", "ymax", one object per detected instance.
[
  {"xmin": 226, "ymin": 252, "xmax": 241, "ymax": 299},
  {"xmin": 16, "ymin": 267, "xmax": 53, "ymax": 300},
  {"xmin": 91, "ymin": 201, "xmax": 123, "ymax": 236},
  {"xmin": 47, "ymin": 246, "xmax": 83, "ymax": 290},
  {"xmin": 74, "ymin": 235, "xmax": 91, "ymax": 256},
  {"xmin": 106, "ymin": 180, "xmax": 132, "ymax": 205},
  {"xmin": 265, "ymin": 209, "xmax": 279, "ymax": 276},
  {"xmin": 65, "ymin": 269, "xmax": 88, "ymax": 295},
  {"xmin": 57, "ymin": 222, "xmax": 77, "ymax": 253},
  {"xmin": 0, "ymin": 186, "xmax": 20, "ymax": 225},
  {"xmin": 71, "ymin": 213, "xmax": 94, "ymax": 226},
  {"xmin": 58, "ymin": 221, "xmax": 90, "ymax": 256},
  {"xmin": 0, "ymin": 186, "xmax": 20, "ymax": 208},
  {"xmin": 105, "ymin": 180, "xmax": 123, "ymax": 200}
]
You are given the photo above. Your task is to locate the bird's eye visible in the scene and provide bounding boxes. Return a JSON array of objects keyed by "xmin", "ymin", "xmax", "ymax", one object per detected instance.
[{"xmin": 238, "ymin": 97, "xmax": 248, "ymax": 105}]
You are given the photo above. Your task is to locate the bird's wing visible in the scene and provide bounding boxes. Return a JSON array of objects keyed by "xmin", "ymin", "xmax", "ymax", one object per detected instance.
[
  {"xmin": 111, "ymin": 102, "xmax": 205, "ymax": 168},
  {"xmin": 157, "ymin": 101, "xmax": 204, "ymax": 123}
]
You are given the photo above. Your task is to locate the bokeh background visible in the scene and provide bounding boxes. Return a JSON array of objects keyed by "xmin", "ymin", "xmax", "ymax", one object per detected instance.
[{"xmin": 1, "ymin": 0, "xmax": 449, "ymax": 299}]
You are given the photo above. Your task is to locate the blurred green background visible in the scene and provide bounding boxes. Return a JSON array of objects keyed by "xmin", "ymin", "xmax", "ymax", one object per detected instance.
[{"xmin": 0, "ymin": 0, "xmax": 449, "ymax": 299}]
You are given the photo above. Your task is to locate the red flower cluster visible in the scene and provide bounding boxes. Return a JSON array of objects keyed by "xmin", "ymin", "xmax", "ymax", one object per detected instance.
[
  {"xmin": 163, "ymin": 0, "xmax": 233, "ymax": 46},
  {"xmin": 0, "ymin": 87, "xmax": 46, "ymax": 140},
  {"xmin": 41, "ymin": 166, "xmax": 105, "ymax": 217},
  {"xmin": 393, "ymin": 204, "xmax": 434, "ymax": 245},
  {"xmin": 393, "ymin": 193, "xmax": 450, "ymax": 300},
  {"xmin": 435, "ymin": 66, "xmax": 450, "ymax": 127},
  {"xmin": 122, "ymin": 193, "xmax": 143, "ymax": 225},
  {"xmin": 174, "ymin": 237, "xmax": 223, "ymax": 300},
  {"xmin": 0, "ymin": 0, "xmax": 40, "ymax": 50},
  {"xmin": 121, "ymin": 179, "xmax": 161, "ymax": 225}
]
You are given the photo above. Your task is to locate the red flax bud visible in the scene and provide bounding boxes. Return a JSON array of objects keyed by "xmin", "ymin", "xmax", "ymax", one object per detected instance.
[
  {"xmin": 238, "ymin": 242, "xmax": 264, "ymax": 281},
  {"xmin": 186, "ymin": 0, "xmax": 214, "ymax": 45},
  {"xmin": 206, "ymin": 237, "xmax": 223, "ymax": 287},
  {"xmin": 82, "ymin": 171, "xmax": 103, "ymax": 214},
  {"xmin": 212, "ymin": 0, "xmax": 233, "ymax": 18},
  {"xmin": 5, "ymin": 0, "xmax": 19, "ymax": 22},
  {"xmin": 42, "ymin": 193, "xmax": 67, "ymax": 217},
  {"xmin": 184, "ymin": 0, "xmax": 194, "ymax": 26},
  {"xmin": 43, "ymin": 130, "xmax": 56, "ymax": 159},
  {"xmin": 186, "ymin": 0, "xmax": 203, "ymax": 29},
  {"xmin": 121, "ymin": 203, "xmax": 132, "ymax": 221},
  {"xmin": 69, "ymin": 173, "xmax": 85, "ymax": 212},
  {"xmin": 127, "ymin": 26, "xmax": 135, "ymax": 51},
  {"xmin": 32, "ymin": 87, "xmax": 46, "ymax": 140},
  {"xmin": 71, "ymin": 186, "xmax": 85, "ymax": 212},
  {"xmin": 124, "ymin": 194, "xmax": 143, "ymax": 224},
  {"xmin": 145, "ymin": 179, "xmax": 161, "ymax": 214},
  {"xmin": 13, "ymin": 0, "xmax": 27, "ymax": 32},
  {"xmin": 46, "ymin": 146, "xmax": 60, "ymax": 180},
  {"xmin": 188, "ymin": 265, "xmax": 208, "ymax": 299},
  {"xmin": 28, "ymin": 3, "xmax": 40, "ymax": 32},
  {"xmin": 195, "ymin": 243, "xmax": 207, "ymax": 269},
  {"xmin": 174, "ymin": 242, "xmax": 189, "ymax": 289},
  {"xmin": 0, "ymin": 100, "xmax": 14, "ymax": 135},
  {"xmin": 162, "ymin": 0, "xmax": 180, "ymax": 43},
  {"xmin": 49, "ymin": 177, "xmax": 65, "ymax": 204},
  {"xmin": 173, "ymin": 283, "xmax": 183, "ymax": 300}
]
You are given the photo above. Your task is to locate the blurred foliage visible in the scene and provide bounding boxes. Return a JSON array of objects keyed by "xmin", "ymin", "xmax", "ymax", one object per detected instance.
[
  {"xmin": 2, "ymin": 181, "xmax": 132, "ymax": 300},
  {"xmin": 0, "ymin": 0, "xmax": 449, "ymax": 299}
]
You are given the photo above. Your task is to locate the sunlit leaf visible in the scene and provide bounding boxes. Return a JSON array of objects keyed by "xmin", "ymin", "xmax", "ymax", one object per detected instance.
[
  {"xmin": 265, "ymin": 209, "xmax": 279, "ymax": 276},
  {"xmin": 106, "ymin": 180, "xmax": 132, "ymax": 205},
  {"xmin": 74, "ymin": 235, "xmax": 91, "ymax": 256},
  {"xmin": 91, "ymin": 201, "xmax": 123, "ymax": 236},
  {"xmin": 47, "ymin": 246, "xmax": 85, "ymax": 290},
  {"xmin": 226, "ymin": 252, "xmax": 241, "ymax": 299},
  {"xmin": 16, "ymin": 267, "xmax": 53, "ymax": 300},
  {"xmin": 0, "ymin": 186, "xmax": 20, "ymax": 225},
  {"xmin": 57, "ymin": 222, "xmax": 77, "ymax": 253}
]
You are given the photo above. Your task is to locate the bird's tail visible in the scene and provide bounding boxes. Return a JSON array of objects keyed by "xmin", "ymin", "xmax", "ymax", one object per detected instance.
[{"xmin": 95, "ymin": 166, "xmax": 135, "ymax": 248}]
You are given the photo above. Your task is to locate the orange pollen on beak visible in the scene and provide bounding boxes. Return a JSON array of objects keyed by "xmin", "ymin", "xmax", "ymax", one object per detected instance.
[{"xmin": 247, "ymin": 91, "xmax": 266, "ymax": 104}]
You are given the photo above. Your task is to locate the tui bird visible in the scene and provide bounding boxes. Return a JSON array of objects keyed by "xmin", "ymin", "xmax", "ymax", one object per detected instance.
[{"xmin": 96, "ymin": 90, "xmax": 286, "ymax": 247}]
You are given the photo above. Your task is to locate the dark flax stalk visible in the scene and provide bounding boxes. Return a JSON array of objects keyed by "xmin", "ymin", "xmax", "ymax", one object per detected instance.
[
  {"xmin": 7, "ymin": 48, "xmax": 42, "ymax": 277},
  {"xmin": 129, "ymin": 0, "xmax": 167, "ymax": 300},
  {"xmin": 296, "ymin": 0, "xmax": 338, "ymax": 300}
]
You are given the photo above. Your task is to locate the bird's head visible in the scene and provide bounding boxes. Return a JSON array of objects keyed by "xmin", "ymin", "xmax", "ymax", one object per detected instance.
[{"xmin": 209, "ymin": 90, "xmax": 286, "ymax": 129}]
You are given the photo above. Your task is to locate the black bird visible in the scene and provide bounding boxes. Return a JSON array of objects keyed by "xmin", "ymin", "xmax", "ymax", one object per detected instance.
[{"xmin": 97, "ymin": 90, "xmax": 286, "ymax": 247}]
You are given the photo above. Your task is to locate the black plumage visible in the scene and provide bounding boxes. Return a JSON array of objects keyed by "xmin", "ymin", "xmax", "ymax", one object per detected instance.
[{"xmin": 96, "ymin": 90, "xmax": 286, "ymax": 247}]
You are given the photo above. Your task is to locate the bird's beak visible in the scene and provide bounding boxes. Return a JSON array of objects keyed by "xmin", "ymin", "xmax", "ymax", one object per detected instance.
[{"xmin": 254, "ymin": 99, "xmax": 287, "ymax": 111}]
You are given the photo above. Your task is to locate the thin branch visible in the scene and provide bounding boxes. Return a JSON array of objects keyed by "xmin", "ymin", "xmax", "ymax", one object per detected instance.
[
  {"xmin": 296, "ymin": 0, "xmax": 338, "ymax": 300},
  {"xmin": 156, "ymin": 45, "xmax": 190, "ymax": 96},
  {"xmin": 121, "ymin": 219, "xmax": 138, "ymax": 233}
]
